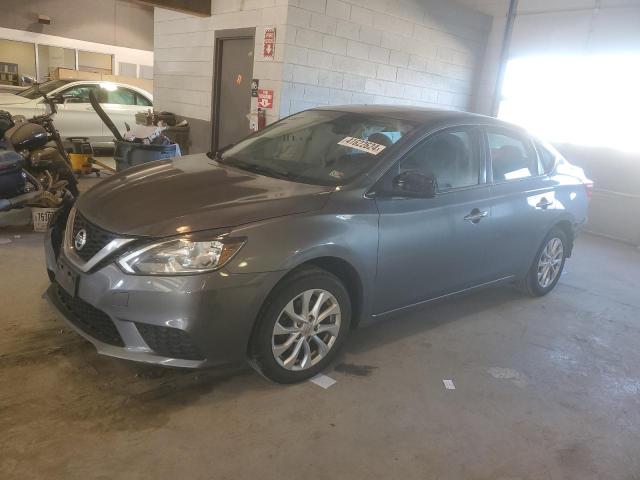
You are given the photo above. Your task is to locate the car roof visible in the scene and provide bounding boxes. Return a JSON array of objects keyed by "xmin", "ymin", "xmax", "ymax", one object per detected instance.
[{"xmin": 314, "ymin": 104, "xmax": 524, "ymax": 132}]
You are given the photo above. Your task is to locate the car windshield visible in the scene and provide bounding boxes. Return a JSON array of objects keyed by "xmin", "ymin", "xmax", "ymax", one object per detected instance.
[
  {"xmin": 216, "ymin": 110, "xmax": 418, "ymax": 186},
  {"xmin": 18, "ymin": 80, "xmax": 72, "ymax": 99}
]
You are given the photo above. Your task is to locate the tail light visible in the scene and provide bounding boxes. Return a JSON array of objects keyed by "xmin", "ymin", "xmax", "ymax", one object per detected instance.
[{"xmin": 584, "ymin": 180, "xmax": 594, "ymax": 200}]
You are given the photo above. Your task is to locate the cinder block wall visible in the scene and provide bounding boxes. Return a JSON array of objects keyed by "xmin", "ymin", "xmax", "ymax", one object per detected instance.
[
  {"xmin": 279, "ymin": 0, "xmax": 492, "ymax": 117},
  {"xmin": 153, "ymin": 0, "xmax": 491, "ymax": 153},
  {"xmin": 153, "ymin": 0, "xmax": 289, "ymax": 152}
]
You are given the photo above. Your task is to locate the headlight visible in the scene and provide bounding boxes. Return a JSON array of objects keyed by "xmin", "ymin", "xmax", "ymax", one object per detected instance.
[{"xmin": 117, "ymin": 236, "xmax": 245, "ymax": 275}]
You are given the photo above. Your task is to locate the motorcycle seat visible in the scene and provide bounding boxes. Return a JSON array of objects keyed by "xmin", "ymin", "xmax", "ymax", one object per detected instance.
[{"xmin": 0, "ymin": 149, "xmax": 24, "ymax": 173}]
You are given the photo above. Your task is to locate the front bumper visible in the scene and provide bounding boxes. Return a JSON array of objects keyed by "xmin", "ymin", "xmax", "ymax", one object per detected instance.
[{"xmin": 45, "ymin": 229, "xmax": 283, "ymax": 368}]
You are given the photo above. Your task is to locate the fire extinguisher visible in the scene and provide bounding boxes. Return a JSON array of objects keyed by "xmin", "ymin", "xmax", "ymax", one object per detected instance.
[{"xmin": 257, "ymin": 108, "xmax": 267, "ymax": 131}]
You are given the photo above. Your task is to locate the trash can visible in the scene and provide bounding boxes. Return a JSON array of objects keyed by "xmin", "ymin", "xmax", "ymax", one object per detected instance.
[
  {"xmin": 113, "ymin": 141, "xmax": 180, "ymax": 172},
  {"xmin": 165, "ymin": 124, "xmax": 190, "ymax": 155}
]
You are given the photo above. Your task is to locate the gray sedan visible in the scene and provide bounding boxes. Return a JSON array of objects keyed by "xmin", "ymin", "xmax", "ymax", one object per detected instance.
[{"xmin": 45, "ymin": 106, "xmax": 592, "ymax": 383}]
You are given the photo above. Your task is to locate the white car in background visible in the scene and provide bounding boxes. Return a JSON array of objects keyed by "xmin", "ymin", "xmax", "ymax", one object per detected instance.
[{"xmin": 0, "ymin": 79, "xmax": 153, "ymax": 146}]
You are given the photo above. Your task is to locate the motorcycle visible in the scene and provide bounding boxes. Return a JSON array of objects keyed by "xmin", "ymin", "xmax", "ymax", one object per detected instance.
[{"xmin": 0, "ymin": 78, "xmax": 78, "ymax": 213}]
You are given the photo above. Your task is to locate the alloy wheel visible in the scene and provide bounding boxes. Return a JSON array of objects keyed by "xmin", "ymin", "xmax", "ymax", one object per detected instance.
[
  {"xmin": 537, "ymin": 237, "xmax": 564, "ymax": 289},
  {"xmin": 271, "ymin": 289, "xmax": 341, "ymax": 371}
]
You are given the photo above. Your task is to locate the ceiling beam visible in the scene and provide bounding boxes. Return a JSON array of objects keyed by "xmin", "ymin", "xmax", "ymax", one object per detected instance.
[{"xmin": 132, "ymin": 0, "xmax": 210, "ymax": 17}]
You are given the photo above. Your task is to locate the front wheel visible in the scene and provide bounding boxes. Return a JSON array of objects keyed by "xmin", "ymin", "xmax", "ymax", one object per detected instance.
[
  {"xmin": 519, "ymin": 228, "xmax": 568, "ymax": 297},
  {"xmin": 249, "ymin": 266, "xmax": 351, "ymax": 383}
]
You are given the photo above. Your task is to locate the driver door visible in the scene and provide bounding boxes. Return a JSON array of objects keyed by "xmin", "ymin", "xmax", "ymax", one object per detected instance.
[
  {"xmin": 47, "ymin": 84, "xmax": 103, "ymax": 141},
  {"xmin": 373, "ymin": 126, "xmax": 494, "ymax": 314}
]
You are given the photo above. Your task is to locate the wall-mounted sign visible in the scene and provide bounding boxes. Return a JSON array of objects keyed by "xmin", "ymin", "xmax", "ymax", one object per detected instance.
[
  {"xmin": 257, "ymin": 89, "xmax": 274, "ymax": 109},
  {"xmin": 262, "ymin": 27, "xmax": 276, "ymax": 60},
  {"xmin": 251, "ymin": 79, "xmax": 259, "ymax": 97}
]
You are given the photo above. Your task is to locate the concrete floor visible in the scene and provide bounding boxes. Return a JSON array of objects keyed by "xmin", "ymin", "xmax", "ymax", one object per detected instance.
[{"xmin": 1, "ymin": 193, "xmax": 640, "ymax": 479}]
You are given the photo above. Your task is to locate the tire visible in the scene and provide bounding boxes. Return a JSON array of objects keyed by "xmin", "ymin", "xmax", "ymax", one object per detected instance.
[
  {"xmin": 519, "ymin": 227, "xmax": 568, "ymax": 297},
  {"xmin": 248, "ymin": 266, "xmax": 351, "ymax": 384}
]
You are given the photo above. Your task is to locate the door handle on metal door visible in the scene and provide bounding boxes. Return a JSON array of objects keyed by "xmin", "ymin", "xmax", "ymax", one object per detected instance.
[
  {"xmin": 536, "ymin": 198, "xmax": 553, "ymax": 209},
  {"xmin": 464, "ymin": 208, "xmax": 489, "ymax": 224}
]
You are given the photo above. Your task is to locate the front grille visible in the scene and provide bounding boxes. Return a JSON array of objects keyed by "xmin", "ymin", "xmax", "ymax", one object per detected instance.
[
  {"xmin": 72, "ymin": 212, "xmax": 119, "ymax": 262},
  {"xmin": 55, "ymin": 284, "xmax": 124, "ymax": 347},
  {"xmin": 136, "ymin": 323, "xmax": 205, "ymax": 361}
]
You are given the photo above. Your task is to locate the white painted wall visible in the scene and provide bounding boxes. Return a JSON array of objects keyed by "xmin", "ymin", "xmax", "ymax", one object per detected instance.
[
  {"xmin": 462, "ymin": 0, "xmax": 640, "ymax": 114},
  {"xmin": 0, "ymin": 27, "xmax": 154, "ymax": 78},
  {"xmin": 459, "ymin": 0, "xmax": 640, "ymax": 244}
]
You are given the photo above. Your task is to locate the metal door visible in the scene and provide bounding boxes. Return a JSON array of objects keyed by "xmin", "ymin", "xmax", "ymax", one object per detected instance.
[{"xmin": 214, "ymin": 36, "xmax": 254, "ymax": 150}]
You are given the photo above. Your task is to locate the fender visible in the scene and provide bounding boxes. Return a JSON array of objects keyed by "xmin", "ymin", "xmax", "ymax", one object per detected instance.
[{"xmin": 225, "ymin": 203, "xmax": 380, "ymax": 322}]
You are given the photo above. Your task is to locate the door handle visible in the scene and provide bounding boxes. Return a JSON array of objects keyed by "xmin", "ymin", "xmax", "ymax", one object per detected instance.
[
  {"xmin": 464, "ymin": 208, "xmax": 489, "ymax": 224},
  {"xmin": 536, "ymin": 198, "xmax": 553, "ymax": 209}
]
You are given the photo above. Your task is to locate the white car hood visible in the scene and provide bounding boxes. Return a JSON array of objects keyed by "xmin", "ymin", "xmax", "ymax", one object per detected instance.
[{"xmin": 0, "ymin": 93, "xmax": 32, "ymax": 106}]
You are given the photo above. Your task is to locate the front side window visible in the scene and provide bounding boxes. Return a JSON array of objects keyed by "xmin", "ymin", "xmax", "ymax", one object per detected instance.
[
  {"xmin": 398, "ymin": 128, "xmax": 482, "ymax": 191},
  {"xmin": 218, "ymin": 110, "xmax": 418, "ymax": 186},
  {"xmin": 488, "ymin": 130, "xmax": 538, "ymax": 181},
  {"xmin": 59, "ymin": 84, "xmax": 99, "ymax": 103}
]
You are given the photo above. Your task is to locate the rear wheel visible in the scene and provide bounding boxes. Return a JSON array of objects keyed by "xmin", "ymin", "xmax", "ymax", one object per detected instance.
[
  {"xmin": 249, "ymin": 266, "xmax": 351, "ymax": 383},
  {"xmin": 519, "ymin": 228, "xmax": 567, "ymax": 297}
]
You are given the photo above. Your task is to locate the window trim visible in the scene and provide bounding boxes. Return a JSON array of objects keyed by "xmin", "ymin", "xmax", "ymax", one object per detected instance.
[
  {"xmin": 484, "ymin": 126, "xmax": 546, "ymax": 185},
  {"xmin": 375, "ymin": 124, "xmax": 488, "ymax": 198}
]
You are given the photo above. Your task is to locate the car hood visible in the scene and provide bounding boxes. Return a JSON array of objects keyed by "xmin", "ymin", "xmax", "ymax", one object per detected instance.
[
  {"xmin": 76, "ymin": 153, "xmax": 334, "ymax": 237},
  {"xmin": 0, "ymin": 93, "xmax": 32, "ymax": 106}
]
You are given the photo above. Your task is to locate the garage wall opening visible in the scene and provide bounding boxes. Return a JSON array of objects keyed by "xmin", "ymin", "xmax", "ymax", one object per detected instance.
[{"xmin": 498, "ymin": 53, "xmax": 640, "ymax": 153}]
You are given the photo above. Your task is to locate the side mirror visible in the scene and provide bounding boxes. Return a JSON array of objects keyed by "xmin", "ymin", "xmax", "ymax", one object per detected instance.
[
  {"xmin": 50, "ymin": 94, "xmax": 64, "ymax": 104},
  {"xmin": 392, "ymin": 171, "xmax": 437, "ymax": 198},
  {"xmin": 20, "ymin": 75, "xmax": 36, "ymax": 86}
]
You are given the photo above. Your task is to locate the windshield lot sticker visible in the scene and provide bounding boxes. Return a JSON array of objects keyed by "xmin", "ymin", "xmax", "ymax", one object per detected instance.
[
  {"xmin": 338, "ymin": 137, "xmax": 386, "ymax": 155},
  {"xmin": 330, "ymin": 170, "xmax": 345, "ymax": 179}
]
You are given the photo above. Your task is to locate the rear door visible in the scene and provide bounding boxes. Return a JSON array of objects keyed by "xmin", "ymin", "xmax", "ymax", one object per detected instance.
[
  {"xmin": 373, "ymin": 126, "xmax": 494, "ymax": 314},
  {"xmin": 484, "ymin": 127, "xmax": 557, "ymax": 278}
]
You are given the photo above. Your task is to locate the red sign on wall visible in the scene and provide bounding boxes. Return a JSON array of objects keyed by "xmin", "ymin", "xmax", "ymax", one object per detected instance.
[
  {"xmin": 262, "ymin": 27, "xmax": 275, "ymax": 60},
  {"xmin": 257, "ymin": 89, "xmax": 274, "ymax": 109}
]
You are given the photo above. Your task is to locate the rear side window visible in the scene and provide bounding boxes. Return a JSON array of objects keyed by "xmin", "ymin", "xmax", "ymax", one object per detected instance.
[
  {"xmin": 399, "ymin": 127, "xmax": 482, "ymax": 191},
  {"xmin": 136, "ymin": 93, "xmax": 152, "ymax": 106},
  {"xmin": 488, "ymin": 130, "xmax": 538, "ymax": 181},
  {"xmin": 103, "ymin": 86, "xmax": 137, "ymax": 105},
  {"xmin": 535, "ymin": 141, "xmax": 557, "ymax": 174}
]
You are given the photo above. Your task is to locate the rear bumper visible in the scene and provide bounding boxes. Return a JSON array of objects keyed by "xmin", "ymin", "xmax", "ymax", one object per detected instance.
[{"xmin": 45, "ymin": 230, "xmax": 284, "ymax": 368}]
